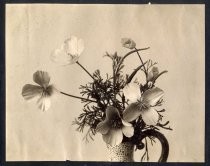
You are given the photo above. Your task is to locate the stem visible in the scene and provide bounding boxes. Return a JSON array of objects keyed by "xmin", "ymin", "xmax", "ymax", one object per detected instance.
[
  {"xmin": 134, "ymin": 47, "xmax": 147, "ymax": 76},
  {"xmin": 76, "ymin": 61, "xmax": 95, "ymax": 80},
  {"xmin": 125, "ymin": 61, "xmax": 148, "ymax": 85},
  {"xmin": 121, "ymin": 47, "xmax": 150, "ymax": 63},
  {"xmin": 60, "ymin": 91, "xmax": 97, "ymax": 103},
  {"xmin": 113, "ymin": 62, "xmax": 116, "ymax": 100}
]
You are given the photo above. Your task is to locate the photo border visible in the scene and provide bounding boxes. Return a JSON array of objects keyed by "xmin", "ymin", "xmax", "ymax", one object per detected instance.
[{"xmin": 0, "ymin": 0, "xmax": 208, "ymax": 165}]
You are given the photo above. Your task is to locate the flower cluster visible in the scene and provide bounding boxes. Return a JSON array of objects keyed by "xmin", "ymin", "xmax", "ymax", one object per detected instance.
[{"xmin": 22, "ymin": 36, "xmax": 171, "ymax": 148}]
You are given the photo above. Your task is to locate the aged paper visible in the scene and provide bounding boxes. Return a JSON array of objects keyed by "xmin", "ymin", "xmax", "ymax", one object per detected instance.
[{"xmin": 6, "ymin": 4, "xmax": 204, "ymax": 161}]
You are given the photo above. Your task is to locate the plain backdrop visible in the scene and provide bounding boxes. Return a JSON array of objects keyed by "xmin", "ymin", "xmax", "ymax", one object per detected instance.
[{"xmin": 6, "ymin": 4, "xmax": 204, "ymax": 162}]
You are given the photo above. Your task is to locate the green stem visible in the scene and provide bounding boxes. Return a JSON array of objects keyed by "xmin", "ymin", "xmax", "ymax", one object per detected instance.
[
  {"xmin": 76, "ymin": 61, "xmax": 95, "ymax": 80},
  {"xmin": 60, "ymin": 91, "xmax": 96, "ymax": 103}
]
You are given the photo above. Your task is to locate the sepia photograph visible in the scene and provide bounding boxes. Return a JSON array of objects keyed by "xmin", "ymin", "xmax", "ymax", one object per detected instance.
[{"xmin": 6, "ymin": 4, "xmax": 204, "ymax": 162}]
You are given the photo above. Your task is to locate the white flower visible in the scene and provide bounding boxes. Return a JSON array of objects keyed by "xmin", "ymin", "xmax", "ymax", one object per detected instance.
[
  {"xmin": 96, "ymin": 106, "xmax": 134, "ymax": 146},
  {"xmin": 51, "ymin": 36, "xmax": 84, "ymax": 65},
  {"xmin": 122, "ymin": 84, "xmax": 164, "ymax": 125},
  {"xmin": 121, "ymin": 38, "xmax": 136, "ymax": 49},
  {"xmin": 22, "ymin": 71, "xmax": 56, "ymax": 111},
  {"xmin": 122, "ymin": 83, "xmax": 141, "ymax": 103}
]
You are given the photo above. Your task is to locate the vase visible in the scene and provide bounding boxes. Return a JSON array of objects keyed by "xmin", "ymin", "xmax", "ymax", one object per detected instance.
[
  {"xmin": 107, "ymin": 142, "xmax": 134, "ymax": 162},
  {"xmin": 106, "ymin": 129, "xmax": 169, "ymax": 162}
]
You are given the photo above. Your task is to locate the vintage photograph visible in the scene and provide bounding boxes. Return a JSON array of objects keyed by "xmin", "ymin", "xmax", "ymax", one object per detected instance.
[{"xmin": 6, "ymin": 4, "xmax": 204, "ymax": 162}]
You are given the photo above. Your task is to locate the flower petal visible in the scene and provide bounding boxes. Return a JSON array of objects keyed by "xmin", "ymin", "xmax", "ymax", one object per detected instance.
[
  {"xmin": 106, "ymin": 106, "xmax": 120, "ymax": 120},
  {"xmin": 102, "ymin": 129, "xmax": 123, "ymax": 146},
  {"xmin": 64, "ymin": 36, "xmax": 84, "ymax": 56},
  {"xmin": 147, "ymin": 67, "xmax": 159, "ymax": 82},
  {"xmin": 123, "ymin": 83, "xmax": 141, "ymax": 102},
  {"xmin": 22, "ymin": 84, "xmax": 43, "ymax": 100},
  {"xmin": 141, "ymin": 107, "xmax": 159, "ymax": 126},
  {"xmin": 142, "ymin": 87, "xmax": 164, "ymax": 106},
  {"xmin": 123, "ymin": 103, "xmax": 141, "ymax": 122},
  {"xmin": 51, "ymin": 45, "xmax": 72, "ymax": 66},
  {"xmin": 96, "ymin": 120, "xmax": 110, "ymax": 135},
  {"xmin": 33, "ymin": 71, "xmax": 50, "ymax": 88},
  {"xmin": 37, "ymin": 96, "xmax": 51, "ymax": 111},
  {"xmin": 121, "ymin": 119, "xmax": 132, "ymax": 127},
  {"xmin": 122, "ymin": 126, "xmax": 134, "ymax": 138},
  {"xmin": 121, "ymin": 38, "xmax": 136, "ymax": 49}
]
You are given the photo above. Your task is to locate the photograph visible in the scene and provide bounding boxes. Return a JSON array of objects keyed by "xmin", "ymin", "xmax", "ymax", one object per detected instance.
[{"xmin": 6, "ymin": 4, "xmax": 205, "ymax": 162}]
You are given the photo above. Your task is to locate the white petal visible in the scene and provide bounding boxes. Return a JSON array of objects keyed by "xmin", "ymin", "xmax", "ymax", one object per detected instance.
[
  {"xmin": 122, "ymin": 126, "xmax": 134, "ymax": 138},
  {"xmin": 22, "ymin": 84, "xmax": 43, "ymax": 100},
  {"xmin": 106, "ymin": 106, "xmax": 120, "ymax": 120},
  {"xmin": 37, "ymin": 96, "xmax": 51, "ymax": 111},
  {"xmin": 123, "ymin": 103, "xmax": 141, "ymax": 122},
  {"xmin": 33, "ymin": 71, "xmax": 50, "ymax": 88},
  {"xmin": 121, "ymin": 119, "xmax": 132, "ymax": 127},
  {"xmin": 64, "ymin": 36, "xmax": 84, "ymax": 56},
  {"xmin": 77, "ymin": 39, "xmax": 85, "ymax": 55},
  {"xmin": 123, "ymin": 83, "xmax": 141, "ymax": 102},
  {"xmin": 96, "ymin": 120, "xmax": 110, "ymax": 134},
  {"xmin": 142, "ymin": 87, "xmax": 164, "ymax": 106},
  {"xmin": 102, "ymin": 129, "xmax": 123, "ymax": 146},
  {"xmin": 51, "ymin": 46, "xmax": 72, "ymax": 66},
  {"xmin": 141, "ymin": 108, "xmax": 159, "ymax": 126}
]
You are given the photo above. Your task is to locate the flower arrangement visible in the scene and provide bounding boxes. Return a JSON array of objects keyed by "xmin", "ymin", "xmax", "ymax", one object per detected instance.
[{"xmin": 22, "ymin": 36, "xmax": 172, "ymax": 161}]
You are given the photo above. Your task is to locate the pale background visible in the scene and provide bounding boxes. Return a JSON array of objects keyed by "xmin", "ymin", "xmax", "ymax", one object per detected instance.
[{"xmin": 6, "ymin": 4, "xmax": 205, "ymax": 162}]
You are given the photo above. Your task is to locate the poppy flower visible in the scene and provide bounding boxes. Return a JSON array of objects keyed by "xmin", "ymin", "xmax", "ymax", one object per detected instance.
[
  {"xmin": 96, "ymin": 106, "xmax": 134, "ymax": 146},
  {"xmin": 51, "ymin": 36, "xmax": 84, "ymax": 65},
  {"xmin": 22, "ymin": 71, "xmax": 56, "ymax": 111},
  {"xmin": 121, "ymin": 38, "xmax": 136, "ymax": 49},
  {"xmin": 122, "ymin": 83, "xmax": 164, "ymax": 125}
]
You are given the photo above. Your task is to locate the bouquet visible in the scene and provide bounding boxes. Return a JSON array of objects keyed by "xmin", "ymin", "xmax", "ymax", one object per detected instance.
[{"xmin": 22, "ymin": 36, "xmax": 172, "ymax": 161}]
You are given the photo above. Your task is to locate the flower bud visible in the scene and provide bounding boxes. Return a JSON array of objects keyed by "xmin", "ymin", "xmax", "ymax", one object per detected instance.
[
  {"xmin": 147, "ymin": 67, "xmax": 159, "ymax": 82},
  {"xmin": 121, "ymin": 38, "xmax": 136, "ymax": 49}
]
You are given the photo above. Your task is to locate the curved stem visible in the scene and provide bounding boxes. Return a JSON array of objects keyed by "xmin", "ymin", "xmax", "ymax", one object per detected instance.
[
  {"xmin": 134, "ymin": 47, "xmax": 147, "ymax": 77},
  {"xmin": 60, "ymin": 91, "xmax": 97, "ymax": 103},
  {"xmin": 125, "ymin": 61, "xmax": 148, "ymax": 85},
  {"xmin": 116, "ymin": 47, "xmax": 150, "ymax": 76},
  {"xmin": 76, "ymin": 61, "xmax": 95, "ymax": 80},
  {"xmin": 122, "ymin": 47, "xmax": 150, "ymax": 62}
]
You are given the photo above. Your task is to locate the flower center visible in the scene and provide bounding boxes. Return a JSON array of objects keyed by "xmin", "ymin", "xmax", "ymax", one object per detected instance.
[
  {"xmin": 110, "ymin": 116, "xmax": 123, "ymax": 129},
  {"xmin": 43, "ymin": 86, "xmax": 54, "ymax": 96}
]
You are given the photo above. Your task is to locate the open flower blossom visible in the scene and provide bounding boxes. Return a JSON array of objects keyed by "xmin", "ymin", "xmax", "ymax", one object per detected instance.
[
  {"xmin": 96, "ymin": 106, "xmax": 134, "ymax": 146},
  {"xmin": 121, "ymin": 38, "xmax": 136, "ymax": 49},
  {"xmin": 51, "ymin": 36, "xmax": 84, "ymax": 65},
  {"xmin": 147, "ymin": 67, "xmax": 159, "ymax": 82},
  {"xmin": 22, "ymin": 71, "xmax": 56, "ymax": 111},
  {"xmin": 122, "ymin": 83, "xmax": 164, "ymax": 125},
  {"xmin": 123, "ymin": 83, "xmax": 141, "ymax": 103}
]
